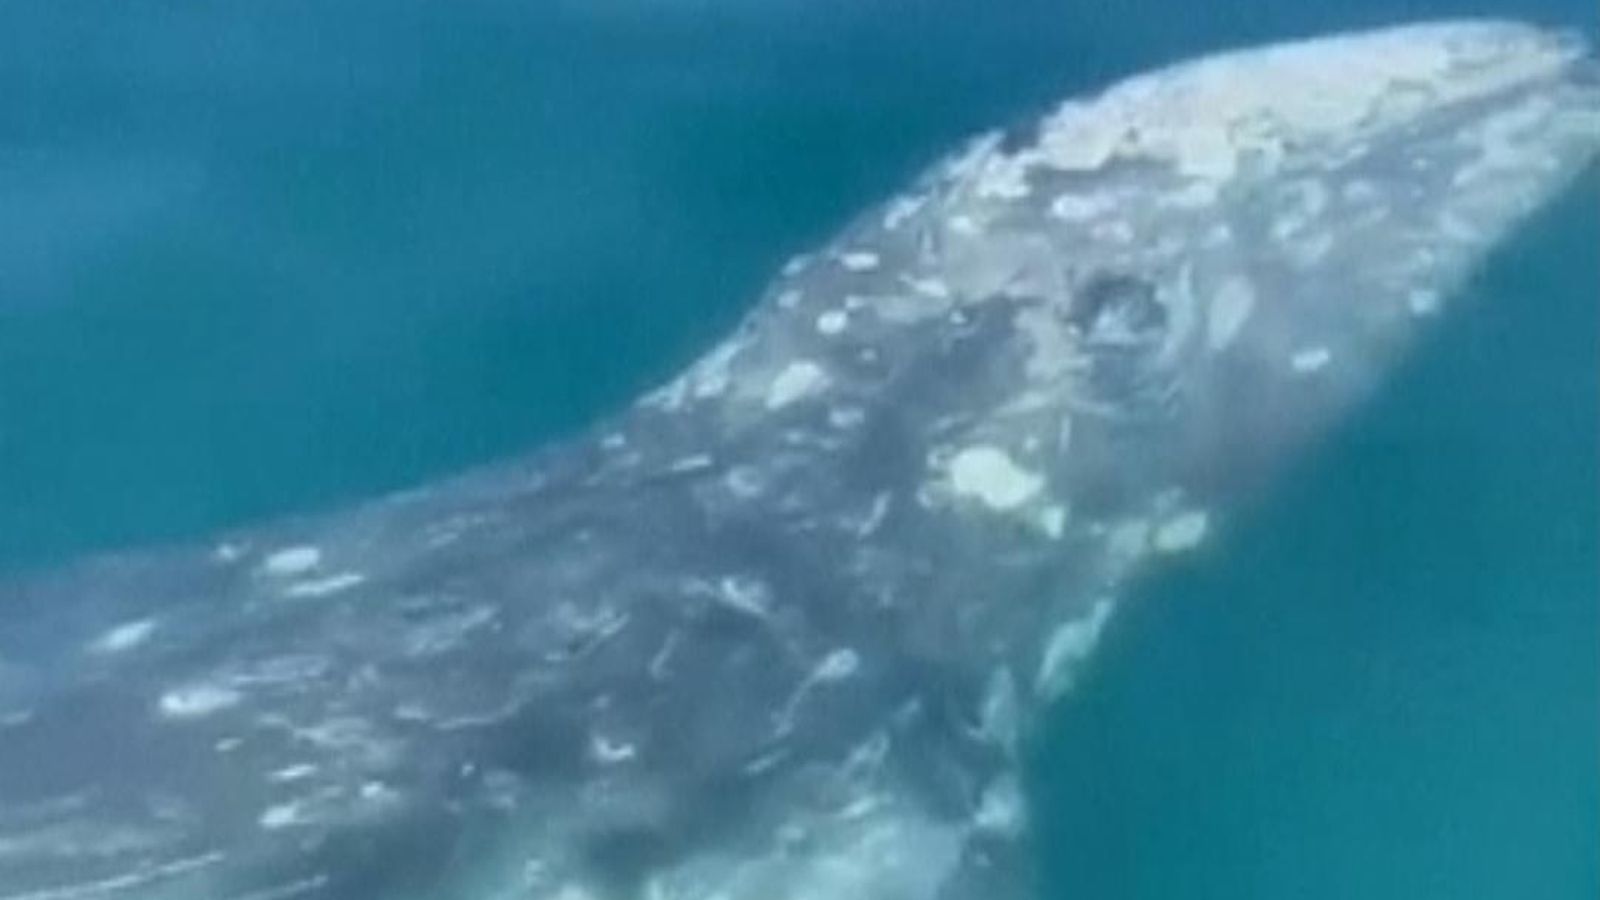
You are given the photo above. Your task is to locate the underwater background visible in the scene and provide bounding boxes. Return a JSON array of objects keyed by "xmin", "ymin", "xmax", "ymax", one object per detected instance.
[{"xmin": 0, "ymin": 0, "xmax": 1594, "ymax": 897}]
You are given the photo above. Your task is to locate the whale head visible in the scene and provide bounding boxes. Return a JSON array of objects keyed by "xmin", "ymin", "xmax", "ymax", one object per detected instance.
[
  {"xmin": 880, "ymin": 21, "xmax": 1600, "ymax": 513},
  {"xmin": 636, "ymin": 18, "xmax": 1600, "ymax": 899}
]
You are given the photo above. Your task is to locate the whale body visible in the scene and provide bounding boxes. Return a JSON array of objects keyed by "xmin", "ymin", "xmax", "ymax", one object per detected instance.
[{"xmin": 2, "ymin": 20, "xmax": 1597, "ymax": 900}]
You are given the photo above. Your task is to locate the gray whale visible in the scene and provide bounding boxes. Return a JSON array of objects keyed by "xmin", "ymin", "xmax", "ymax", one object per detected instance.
[{"xmin": 2, "ymin": 20, "xmax": 1598, "ymax": 900}]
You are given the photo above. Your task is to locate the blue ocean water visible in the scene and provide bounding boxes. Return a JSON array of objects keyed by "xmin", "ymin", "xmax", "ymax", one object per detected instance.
[{"xmin": 0, "ymin": 1, "xmax": 1594, "ymax": 897}]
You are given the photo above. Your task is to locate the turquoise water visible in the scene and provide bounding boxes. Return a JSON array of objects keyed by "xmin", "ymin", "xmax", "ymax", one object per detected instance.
[{"xmin": 1, "ymin": 1, "xmax": 1595, "ymax": 897}]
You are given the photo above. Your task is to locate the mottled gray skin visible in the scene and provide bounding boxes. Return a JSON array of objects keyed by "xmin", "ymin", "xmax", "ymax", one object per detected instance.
[{"xmin": 2, "ymin": 20, "xmax": 1597, "ymax": 900}]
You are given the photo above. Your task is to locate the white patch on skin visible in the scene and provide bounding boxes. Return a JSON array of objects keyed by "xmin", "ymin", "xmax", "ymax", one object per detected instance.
[
  {"xmin": 1452, "ymin": 95, "xmax": 1558, "ymax": 187},
  {"xmin": 590, "ymin": 734, "xmax": 638, "ymax": 765},
  {"xmin": 689, "ymin": 341, "xmax": 740, "ymax": 399},
  {"xmin": 2, "ymin": 710, "xmax": 35, "ymax": 729},
  {"xmin": 261, "ymin": 546, "xmax": 321, "ymax": 577},
  {"xmin": 882, "ymin": 194, "xmax": 927, "ymax": 230},
  {"xmin": 813, "ymin": 648, "xmax": 861, "ymax": 683},
  {"xmin": 857, "ymin": 492, "xmax": 892, "ymax": 536},
  {"xmin": 840, "ymin": 252, "xmax": 880, "ymax": 272},
  {"xmin": 644, "ymin": 375, "xmax": 691, "ymax": 411},
  {"xmin": 723, "ymin": 466, "xmax": 764, "ymax": 499},
  {"xmin": 766, "ymin": 361, "xmax": 830, "ymax": 410},
  {"xmin": 776, "ymin": 648, "xmax": 863, "ymax": 734},
  {"xmin": 1028, "ymin": 22, "xmax": 1580, "ymax": 182},
  {"xmin": 1036, "ymin": 598, "xmax": 1115, "ymax": 701},
  {"xmin": 666, "ymin": 454, "xmax": 714, "ymax": 474},
  {"xmin": 778, "ymin": 289, "xmax": 803, "ymax": 309},
  {"xmin": 945, "ymin": 445, "xmax": 1045, "ymax": 511},
  {"xmin": 948, "ymin": 214, "xmax": 981, "ymax": 236},
  {"xmin": 213, "ymin": 542, "xmax": 245, "ymax": 563},
  {"xmin": 1037, "ymin": 505, "xmax": 1069, "ymax": 539},
  {"xmin": 1107, "ymin": 520, "xmax": 1151, "ymax": 562},
  {"xmin": 90, "ymin": 619, "xmax": 157, "ymax": 654},
  {"xmin": 259, "ymin": 803, "xmax": 305, "ymax": 831},
  {"xmin": 899, "ymin": 275, "xmax": 952, "ymax": 299},
  {"xmin": 1408, "ymin": 288, "xmax": 1441, "ymax": 315},
  {"xmin": 282, "ymin": 572, "xmax": 366, "ymax": 599},
  {"xmin": 269, "ymin": 764, "xmax": 319, "ymax": 783},
  {"xmin": 978, "ymin": 668, "xmax": 1020, "ymax": 754},
  {"xmin": 974, "ymin": 775, "xmax": 1026, "ymax": 837},
  {"xmin": 1153, "ymin": 510, "xmax": 1210, "ymax": 552},
  {"xmin": 829, "ymin": 406, "xmax": 867, "ymax": 429},
  {"xmin": 160, "ymin": 684, "xmax": 243, "ymax": 719},
  {"xmin": 1048, "ymin": 192, "xmax": 1114, "ymax": 221},
  {"xmin": 816, "ymin": 309, "xmax": 850, "ymax": 335},
  {"xmin": 1291, "ymin": 346, "xmax": 1333, "ymax": 373},
  {"xmin": 359, "ymin": 780, "xmax": 401, "ymax": 807},
  {"xmin": 975, "ymin": 155, "xmax": 1032, "ymax": 199},
  {"xmin": 716, "ymin": 576, "xmax": 773, "ymax": 620},
  {"xmin": 1208, "ymin": 276, "xmax": 1257, "ymax": 350},
  {"xmin": 1, "ymin": 852, "xmax": 230, "ymax": 898}
]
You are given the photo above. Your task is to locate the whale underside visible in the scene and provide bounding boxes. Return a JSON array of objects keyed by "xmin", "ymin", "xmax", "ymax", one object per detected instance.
[{"xmin": 2, "ymin": 19, "xmax": 1597, "ymax": 900}]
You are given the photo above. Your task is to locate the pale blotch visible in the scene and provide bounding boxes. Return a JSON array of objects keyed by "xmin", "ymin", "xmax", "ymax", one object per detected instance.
[
  {"xmin": 974, "ymin": 775, "xmax": 1026, "ymax": 837},
  {"xmin": 946, "ymin": 445, "xmax": 1044, "ymax": 511},
  {"xmin": 1153, "ymin": 510, "xmax": 1210, "ymax": 553},
  {"xmin": 723, "ymin": 466, "xmax": 764, "ymax": 499},
  {"xmin": 1290, "ymin": 346, "xmax": 1333, "ymax": 374},
  {"xmin": 829, "ymin": 406, "xmax": 867, "ymax": 429},
  {"xmin": 259, "ymin": 803, "xmax": 305, "ymax": 831},
  {"xmin": 90, "ymin": 619, "xmax": 157, "ymax": 655},
  {"xmin": 1408, "ymin": 289, "xmax": 1441, "ymax": 316},
  {"xmin": 160, "ymin": 684, "xmax": 243, "ymax": 720},
  {"xmin": 899, "ymin": 275, "xmax": 952, "ymax": 299},
  {"xmin": 269, "ymin": 764, "xmax": 319, "ymax": 783},
  {"xmin": 1107, "ymin": 520, "xmax": 1151, "ymax": 562},
  {"xmin": 1049, "ymin": 192, "xmax": 1112, "ymax": 221},
  {"xmin": 282, "ymin": 572, "xmax": 366, "ymax": 599},
  {"xmin": 978, "ymin": 668, "xmax": 1020, "ymax": 754},
  {"xmin": 666, "ymin": 454, "xmax": 714, "ymax": 475},
  {"xmin": 1037, "ymin": 505, "xmax": 1069, "ymax": 539},
  {"xmin": 766, "ymin": 361, "xmax": 830, "ymax": 410},
  {"xmin": 816, "ymin": 309, "xmax": 850, "ymax": 336},
  {"xmin": 882, "ymin": 194, "xmax": 927, "ymax": 230},
  {"xmin": 840, "ymin": 252, "xmax": 880, "ymax": 272},
  {"xmin": 812, "ymin": 648, "xmax": 861, "ymax": 683},
  {"xmin": 716, "ymin": 576, "xmax": 773, "ymax": 620},
  {"xmin": 261, "ymin": 546, "xmax": 321, "ymax": 578},
  {"xmin": 1036, "ymin": 598, "xmax": 1115, "ymax": 701},
  {"xmin": 590, "ymin": 734, "xmax": 638, "ymax": 765},
  {"xmin": 1208, "ymin": 277, "xmax": 1256, "ymax": 351}
]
